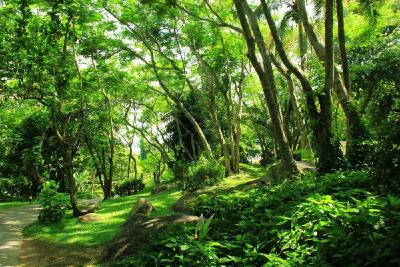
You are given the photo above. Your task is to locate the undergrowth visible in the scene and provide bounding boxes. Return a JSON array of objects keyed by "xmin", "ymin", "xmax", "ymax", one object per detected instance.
[{"xmin": 114, "ymin": 170, "xmax": 400, "ymax": 266}]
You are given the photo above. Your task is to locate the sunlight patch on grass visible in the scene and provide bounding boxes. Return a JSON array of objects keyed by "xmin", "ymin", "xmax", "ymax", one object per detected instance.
[{"xmin": 23, "ymin": 165, "xmax": 264, "ymax": 247}]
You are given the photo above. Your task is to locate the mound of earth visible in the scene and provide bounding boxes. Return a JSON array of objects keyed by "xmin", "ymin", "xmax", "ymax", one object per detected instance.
[
  {"xmin": 172, "ymin": 178, "xmax": 261, "ymax": 213},
  {"xmin": 151, "ymin": 183, "xmax": 175, "ymax": 194},
  {"xmin": 102, "ymin": 214, "xmax": 198, "ymax": 262}
]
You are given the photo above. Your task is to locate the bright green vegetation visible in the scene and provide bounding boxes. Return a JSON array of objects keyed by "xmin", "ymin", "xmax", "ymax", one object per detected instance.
[
  {"xmin": 0, "ymin": 201, "xmax": 31, "ymax": 210},
  {"xmin": 116, "ymin": 171, "xmax": 400, "ymax": 266},
  {"xmin": 0, "ymin": 0, "xmax": 399, "ymax": 266},
  {"xmin": 23, "ymin": 170, "xmax": 256, "ymax": 247}
]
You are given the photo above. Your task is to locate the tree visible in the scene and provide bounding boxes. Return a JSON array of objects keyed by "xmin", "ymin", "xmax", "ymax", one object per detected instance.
[{"xmin": 233, "ymin": 0, "xmax": 298, "ymax": 175}]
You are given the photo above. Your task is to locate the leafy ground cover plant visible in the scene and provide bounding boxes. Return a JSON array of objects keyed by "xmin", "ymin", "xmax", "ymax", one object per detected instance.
[{"xmin": 114, "ymin": 170, "xmax": 400, "ymax": 266}]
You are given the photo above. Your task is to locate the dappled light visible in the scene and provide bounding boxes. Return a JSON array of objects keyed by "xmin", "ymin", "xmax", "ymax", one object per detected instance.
[{"xmin": 1, "ymin": 0, "xmax": 399, "ymax": 265}]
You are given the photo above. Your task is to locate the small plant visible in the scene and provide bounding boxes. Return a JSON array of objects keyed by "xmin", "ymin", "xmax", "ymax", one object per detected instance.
[
  {"xmin": 194, "ymin": 213, "xmax": 214, "ymax": 241},
  {"xmin": 115, "ymin": 179, "xmax": 145, "ymax": 196},
  {"xmin": 38, "ymin": 181, "xmax": 70, "ymax": 223}
]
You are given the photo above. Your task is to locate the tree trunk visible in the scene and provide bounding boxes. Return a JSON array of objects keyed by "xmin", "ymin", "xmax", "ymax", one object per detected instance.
[
  {"xmin": 263, "ymin": 0, "xmax": 345, "ymax": 172},
  {"xmin": 93, "ymin": 57, "xmax": 115, "ymax": 199},
  {"xmin": 296, "ymin": 0, "xmax": 367, "ymax": 166},
  {"xmin": 299, "ymin": 23, "xmax": 307, "ymax": 71},
  {"xmin": 336, "ymin": 0, "xmax": 351, "ymax": 92},
  {"xmin": 27, "ymin": 163, "xmax": 43, "ymax": 198},
  {"xmin": 313, "ymin": 0, "xmax": 344, "ymax": 172},
  {"xmin": 61, "ymin": 143, "xmax": 81, "ymax": 217},
  {"xmin": 209, "ymin": 77, "xmax": 232, "ymax": 176},
  {"xmin": 234, "ymin": 0, "xmax": 298, "ymax": 175},
  {"xmin": 127, "ymin": 146, "xmax": 132, "ymax": 180}
]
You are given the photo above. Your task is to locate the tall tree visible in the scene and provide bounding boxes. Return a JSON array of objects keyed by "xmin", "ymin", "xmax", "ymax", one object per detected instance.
[
  {"xmin": 261, "ymin": 0, "xmax": 343, "ymax": 172},
  {"xmin": 233, "ymin": 0, "xmax": 298, "ymax": 175},
  {"xmin": 296, "ymin": 0, "xmax": 367, "ymax": 166}
]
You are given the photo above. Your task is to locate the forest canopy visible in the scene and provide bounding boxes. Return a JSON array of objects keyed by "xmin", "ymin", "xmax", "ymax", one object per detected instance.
[{"xmin": 0, "ymin": 0, "xmax": 399, "ymax": 266}]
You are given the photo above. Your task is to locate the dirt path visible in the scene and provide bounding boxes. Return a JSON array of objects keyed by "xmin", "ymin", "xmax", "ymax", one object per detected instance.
[{"xmin": 0, "ymin": 205, "xmax": 40, "ymax": 267}]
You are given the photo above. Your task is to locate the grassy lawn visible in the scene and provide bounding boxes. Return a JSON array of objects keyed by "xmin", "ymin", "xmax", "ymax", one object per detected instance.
[
  {"xmin": 0, "ymin": 201, "xmax": 34, "ymax": 209},
  {"xmin": 23, "ymin": 165, "xmax": 262, "ymax": 247}
]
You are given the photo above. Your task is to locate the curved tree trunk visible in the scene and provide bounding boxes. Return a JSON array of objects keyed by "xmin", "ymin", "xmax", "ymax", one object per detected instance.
[
  {"xmin": 234, "ymin": 0, "xmax": 298, "ymax": 175},
  {"xmin": 262, "ymin": 0, "xmax": 343, "ymax": 172}
]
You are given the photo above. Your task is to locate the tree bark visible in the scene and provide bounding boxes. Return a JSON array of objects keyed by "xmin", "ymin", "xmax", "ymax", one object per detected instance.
[
  {"xmin": 296, "ymin": 0, "xmax": 367, "ymax": 166},
  {"xmin": 208, "ymin": 75, "xmax": 232, "ymax": 176},
  {"xmin": 60, "ymin": 141, "xmax": 80, "ymax": 217},
  {"xmin": 336, "ymin": 0, "xmax": 351, "ymax": 92},
  {"xmin": 234, "ymin": 0, "xmax": 298, "ymax": 175}
]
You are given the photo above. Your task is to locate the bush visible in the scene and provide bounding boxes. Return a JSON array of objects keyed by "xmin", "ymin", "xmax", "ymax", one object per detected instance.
[
  {"xmin": 113, "ymin": 224, "xmax": 219, "ymax": 267},
  {"xmin": 187, "ymin": 171, "xmax": 400, "ymax": 266},
  {"xmin": 38, "ymin": 181, "xmax": 70, "ymax": 224},
  {"xmin": 116, "ymin": 179, "xmax": 145, "ymax": 196},
  {"xmin": 177, "ymin": 157, "xmax": 225, "ymax": 192},
  {"xmin": 0, "ymin": 176, "xmax": 31, "ymax": 200},
  {"xmin": 114, "ymin": 171, "xmax": 400, "ymax": 266}
]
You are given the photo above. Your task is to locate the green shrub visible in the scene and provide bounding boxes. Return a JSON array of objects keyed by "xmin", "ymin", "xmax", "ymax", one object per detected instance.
[
  {"xmin": 177, "ymin": 157, "xmax": 224, "ymax": 192},
  {"xmin": 38, "ymin": 181, "xmax": 70, "ymax": 224},
  {"xmin": 113, "ymin": 225, "xmax": 219, "ymax": 267},
  {"xmin": 0, "ymin": 176, "xmax": 31, "ymax": 200},
  {"xmin": 186, "ymin": 170, "xmax": 400, "ymax": 266},
  {"xmin": 115, "ymin": 179, "xmax": 145, "ymax": 196},
  {"xmin": 114, "ymin": 171, "xmax": 400, "ymax": 266}
]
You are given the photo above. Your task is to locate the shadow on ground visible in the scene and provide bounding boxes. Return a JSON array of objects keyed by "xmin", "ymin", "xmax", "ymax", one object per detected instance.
[{"xmin": 19, "ymin": 238, "xmax": 102, "ymax": 267}]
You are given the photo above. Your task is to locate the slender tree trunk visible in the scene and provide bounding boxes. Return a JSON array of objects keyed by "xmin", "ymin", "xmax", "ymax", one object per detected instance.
[
  {"xmin": 311, "ymin": 0, "xmax": 343, "ymax": 172},
  {"xmin": 92, "ymin": 58, "xmax": 114, "ymax": 199},
  {"xmin": 299, "ymin": 23, "xmax": 307, "ymax": 70},
  {"xmin": 127, "ymin": 146, "xmax": 132, "ymax": 180},
  {"xmin": 234, "ymin": 0, "xmax": 298, "ymax": 175},
  {"xmin": 132, "ymin": 154, "xmax": 138, "ymax": 179},
  {"xmin": 264, "ymin": 1, "xmax": 343, "ymax": 170},
  {"xmin": 222, "ymin": 91, "xmax": 238, "ymax": 174},
  {"xmin": 61, "ymin": 142, "xmax": 80, "ymax": 217},
  {"xmin": 296, "ymin": 0, "xmax": 367, "ymax": 166},
  {"xmin": 27, "ymin": 163, "xmax": 42, "ymax": 198},
  {"xmin": 208, "ymin": 77, "xmax": 232, "ymax": 176},
  {"xmin": 232, "ymin": 87, "xmax": 243, "ymax": 173},
  {"xmin": 336, "ymin": 0, "xmax": 351, "ymax": 92}
]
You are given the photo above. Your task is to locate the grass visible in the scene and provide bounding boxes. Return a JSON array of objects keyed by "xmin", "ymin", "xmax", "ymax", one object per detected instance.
[
  {"xmin": 295, "ymin": 148, "xmax": 314, "ymax": 161},
  {"xmin": 23, "ymin": 187, "xmax": 182, "ymax": 247},
  {"xmin": 0, "ymin": 201, "xmax": 35, "ymax": 209},
  {"xmin": 23, "ymin": 165, "xmax": 261, "ymax": 247}
]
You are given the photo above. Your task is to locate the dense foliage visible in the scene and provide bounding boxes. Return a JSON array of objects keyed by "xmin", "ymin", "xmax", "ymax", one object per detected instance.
[
  {"xmin": 38, "ymin": 181, "xmax": 70, "ymax": 224},
  {"xmin": 115, "ymin": 179, "xmax": 145, "ymax": 196},
  {"xmin": 177, "ymin": 157, "xmax": 225, "ymax": 192},
  {"xmin": 114, "ymin": 171, "xmax": 400, "ymax": 266},
  {"xmin": 0, "ymin": 0, "xmax": 399, "ymax": 266},
  {"xmin": 0, "ymin": 176, "xmax": 31, "ymax": 201}
]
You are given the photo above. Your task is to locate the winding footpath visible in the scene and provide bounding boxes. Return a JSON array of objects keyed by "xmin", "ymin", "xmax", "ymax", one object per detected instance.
[{"xmin": 0, "ymin": 205, "xmax": 40, "ymax": 267}]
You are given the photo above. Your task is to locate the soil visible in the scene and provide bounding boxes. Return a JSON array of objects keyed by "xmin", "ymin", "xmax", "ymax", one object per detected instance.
[
  {"xmin": 19, "ymin": 239, "xmax": 102, "ymax": 267},
  {"xmin": 0, "ymin": 205, "xmax": 40, "ymax": 267}
]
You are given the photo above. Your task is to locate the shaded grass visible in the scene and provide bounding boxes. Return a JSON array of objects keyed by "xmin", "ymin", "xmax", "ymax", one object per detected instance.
[
  {"xmin": 0, "ymin": 201, "xmax": 36, "ymax": 209},
  {"xmin": 295, "ymin": 148, "xmax": 314, "ymax": 161},
  {"xmin": 23, "ymin": 164, "xmax": 262, "ymax": 247}
]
